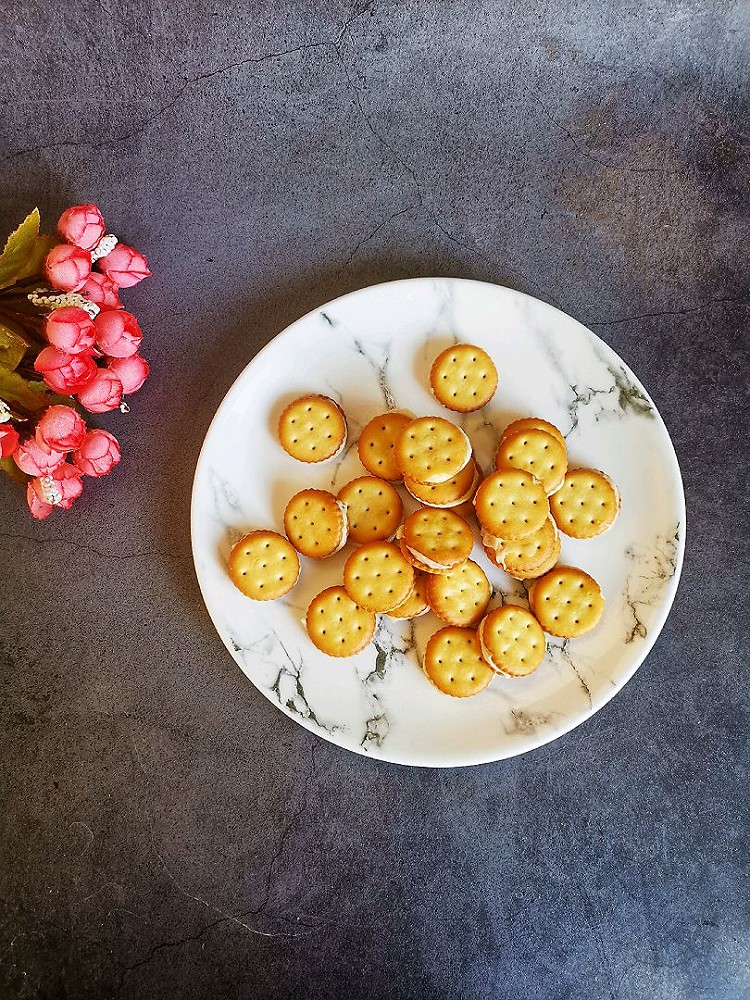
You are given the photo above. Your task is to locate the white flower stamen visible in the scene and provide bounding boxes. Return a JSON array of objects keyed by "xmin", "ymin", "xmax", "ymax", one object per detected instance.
[
  {"xmin": 27, "ymin": 288, "xmax": 100, "ymax": 318},
  {"xmin": 40, "ymin": 474, "xmax": 63, "ymax": 505},
  {"xmin": 90, "ymin": 234, "xmax": 118, "ymax": 262}
]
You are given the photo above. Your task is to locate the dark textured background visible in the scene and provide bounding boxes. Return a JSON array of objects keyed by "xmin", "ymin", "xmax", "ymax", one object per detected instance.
[{"xmin": 1, "ymin": 2, "xmax": 748, "ymax": 998}]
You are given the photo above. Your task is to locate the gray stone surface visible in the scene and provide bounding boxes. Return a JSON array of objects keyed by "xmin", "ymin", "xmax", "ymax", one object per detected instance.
[{"xmin": 0, "ymin": 2, "xmax": 748, "ymax": 997}]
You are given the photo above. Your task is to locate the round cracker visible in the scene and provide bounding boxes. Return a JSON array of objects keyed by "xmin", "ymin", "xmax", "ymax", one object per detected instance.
[
  {"xmin": 404, "ymin": 457, "xmax": 481, "ymax": 508},
  {"xmin": 402, "ymin": 508, "xmax": 474, "ymax": 570},
  {"xmin": 501, "ymin": 417, "xmax": 566, "ymax": 450},
  {"xmin": 228, "ymin": 530, "xmax": 300, "ymax": 601},
  {"xmin": 495, "ymin": 427, "xmax": 568, "ymax": 495},
  {"xmin": 395, "ymin": 416, "xmax": 472, "ymax": 485},
  {"xmin": 278, "ymin": 394, "xmax": 347, "ymax": 463},
  {"xmin": 343, "ymin": 541, "xmax": 416, "ymax": 612},
  {"xmin": 528, "ymin": 566, "xmax": 604, "ymax": 638},
  {"xmin": 473, "ymin": 469, "xmax": 549, "ymax": 539},
  {"xmin": 426, "ymin": 559, "xmax": 491, "ymax": 627},
  {"xmin": 478, "ymin": 606, "xmax": 546, "ymax": 677},
  {"xmin": 337, "ymin": 476, "xmax": 403, "ymax": 544},
  {"xmin": 386, "ymin": 572, "xmax": 430, "ymax": 619},
  {"xmin": 357, "ymin": 411, "xmax": 413, "ymax": 480},
  {"xmin": 283, "ymin": 489, "xmax": 348, "ymax": 559},
  {"xmin": 550, "ymin": 468, "xmax": 621, "ymax": 539},
  {"xmin": 429, "ymin": 344, "xmax": 498, "ymax": 412},
  {"xmin": 306, "ymin": 585, "xmax": 376, "ymax": 657},
  {"xmin": 423, "ymin": 626, "xmax": 495, "ymax": 697}
]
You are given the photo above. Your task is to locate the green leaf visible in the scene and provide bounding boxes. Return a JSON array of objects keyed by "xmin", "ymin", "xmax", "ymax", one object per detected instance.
[
  {"xmin": 0, "ymin": 208, "xmax": 41, "ymax": 290},
  {"xmin": 13, "ymin": 232, "xmax": 60, "ymax": 284},
  {"xmin": 0, "ymin": 316, "xmax": 29, "ymax": 371},
  {"xmin": 0, "ymin": 368, "xmax": 49, "ymax": 411},
  {"xmin": 0, "ymin": 456, "xmax": 28, "ymax": 485}
]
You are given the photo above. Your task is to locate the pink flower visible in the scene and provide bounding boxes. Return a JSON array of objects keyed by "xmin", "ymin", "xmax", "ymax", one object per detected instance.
[
  {"xmin": 79, "ymin": 272, "xmax": 122, "ymax": 309},
  {"xmin": 0, "ymin": 423, "xmax": 20, "ymax": 458},
  {"xmin": 107, "ymin": 354, "xmax": 149, "ymax": 394},
  {"xmin": 93, "ymin": 309, "xmax": 142, "ymax": 358},
  {"xmin": 73, "ymin": 428, "xmax": 121, "ymax": 477},
  {"xmin": 45, "ymin": 243, "xmax": 92, "ymax": 292},
  {"xmin": 13, "ymin": 435, "xmax": 66, "ymax": 476},
  {"xmin": 97, "ymin": 243, "xmax": 151, "ymax": 287},
  {"xmin": 34, "ymin": 346, "xmax": 98, "ymax": 393},
  {"xmin": 57, "ymin": 204, "xmax": 106, "ymax": 251},
  {"xmin": 27, "ymin": 484, "xmax": 54, "ymax": 520},
  {"xmin": 36, "ymin": 405, "xmax": 87, "ymax": 452},
  {"xmin": 29, "ymin": 462, "xmax": 84, "ymax": 511},
  {"xmin": 76, "ymin": 369, "xmax": 123, "ymax": 413},
  {"xmin": 45, "ymin": 306, "xmax": 96, "ymax": 355}
]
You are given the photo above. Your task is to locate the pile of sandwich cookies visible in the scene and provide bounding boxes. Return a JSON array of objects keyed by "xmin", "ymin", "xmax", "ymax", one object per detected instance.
[{"xmin": 228, "ymin": 343, "xmax": 621, "ymax": 698}]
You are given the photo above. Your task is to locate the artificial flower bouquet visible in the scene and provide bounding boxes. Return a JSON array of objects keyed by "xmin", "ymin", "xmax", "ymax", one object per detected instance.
[{"xmin": 0, "ymin": 205, "xmax": 150, "ymax": 518}]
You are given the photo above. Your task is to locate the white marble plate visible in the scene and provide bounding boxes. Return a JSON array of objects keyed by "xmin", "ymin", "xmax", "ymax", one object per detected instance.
[{"xmin": 191, "ymin": 278, "xmax": 685, "ymax": 767}]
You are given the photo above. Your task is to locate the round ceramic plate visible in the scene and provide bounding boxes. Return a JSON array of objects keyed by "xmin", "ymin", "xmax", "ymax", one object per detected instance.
[{"xmin": 191, "ymin": 278, "xmax": 685, "ymax": 767}]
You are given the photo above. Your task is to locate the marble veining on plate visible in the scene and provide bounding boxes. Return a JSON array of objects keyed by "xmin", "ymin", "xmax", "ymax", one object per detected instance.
[{"xmin": 192, "ymin": 278, "xmax": 685, "ymax": 767}]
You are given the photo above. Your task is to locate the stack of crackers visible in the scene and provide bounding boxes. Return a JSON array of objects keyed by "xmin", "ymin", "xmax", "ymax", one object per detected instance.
[{"xmin": 228, "ymin": 343, "xmax": 620, "ymax": 699}]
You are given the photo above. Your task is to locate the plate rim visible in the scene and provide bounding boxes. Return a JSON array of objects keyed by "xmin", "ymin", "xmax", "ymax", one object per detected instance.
[{"xmin": 190, "ymin": 276, "xmax": 687, "ymax": 768}]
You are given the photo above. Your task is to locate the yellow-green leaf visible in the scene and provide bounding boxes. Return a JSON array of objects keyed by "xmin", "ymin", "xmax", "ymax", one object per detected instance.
[
  {"xmin": 0, "ymin": 368, "xmax": 49, "ymax": 411},
  {"xmin": 0, "ymin": 456, "xmax": 28, "ymax": 484},
  {"xmin": 13, "ymin": 232, "xmax": 60, "ymax": 284},
  {"xmin": 0, "ymin": 316, "xmax": 30, "ymax": 371},
  {"xmin": 0, "ymin": 208, "xmax": 41, "ymax": 290}
]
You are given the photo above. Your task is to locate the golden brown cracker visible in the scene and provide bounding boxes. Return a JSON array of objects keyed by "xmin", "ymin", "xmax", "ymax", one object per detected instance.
[
  {"xmin": 473, "ymin": 469, "xmax": 549, "ymax": 539},
  {"xmin": 426, "ymin": 559, "xmax": 491, "ymax": 627},
  {"xmin": 478, "ymin": 606, "xmax": 546, "ymax": 677},
  {"xmin": 401, "ymin": 508, "xmax": 474, "ymax": 570},
  {"xmin": 422, "ymin": 626, "xmax": 495, "ymax": 697},
  {"xmin": 343, "ymin": 541, "xmax": 416, "ymax": 612},
  {"xmin": 528, "ymin": 566, "xmax": 604, "ymax": 638},
  {"xmin": 283, "ymin": 489, "xmax": 348, "ymax": 558},
  {"xmin": 278, "ymin": 394, "xmax": 346, "ymax": 463},
  {"xmin": 337, "ymin": 476, "xmax": 403, "ymax": 544},
  {"xmin": 357, "ymin": 411, "xmax": 413, "ymax": 480},
  {"xmin": 228, "ymin": 530, "xmax": 300, "ymax": 601},
  {"xmin": 495, "ymin": 427, "xmax": 568, "ymax": 496},
  {"xmin": 429, "ymin": 344, "xmax": 498, "ymax": 412},
  {"xmin": 501, "ymin": 417, "xmax": 566, "ymax": 450},
  {"xmin": 306, "ymin": 586, "xmax": 376, "ymax": 656},
  {"xmin": 395, "ymin": 416, "xmax": 472, "ymax": 485},
  {"xmin": 550, "ymin": 468, "xmax": 620, "ymax": 538}
]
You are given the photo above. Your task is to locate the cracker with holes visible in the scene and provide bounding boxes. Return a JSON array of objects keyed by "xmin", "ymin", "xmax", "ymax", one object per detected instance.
[
  {"xmin": 426, "ymin": 558, "xmax": 491, "ymax": 627},
  {"xmin": 283, "ymin": 489, "xmax": 348, "ymax": 558},
  {"xmin": 481, "ymin": 516, "xmax": 560, "ymax": 580},
  {"xmin": 404, "ymin": 457, "xmax": 481, "ymax": 508},
  {"xmin": 430, "ymin": 344, "xmax": 498, "ymax": 412},
  {"xmin": 500, "ymin": 417, "xmax": 566, "ymax": 450},
  {"xmin": 423, "ymin": 626, "xmax": 495, "ymax": 697},
  {"xmin": 397, "ymin": 537, "xmax": 452, "ymax": 575},
  {"xmin": 386, "ymin": 572, "xmax": 430, "ymax": 619},
  {"xmin": 306, "ymin": 585, "xmax": 376, "ymax": 657},
  {"xmin": 473, "ymin": 468, "xmax": 549, "ymax": 539},
  {"xmin": 550, "ymin": 468, "xmax": 620, "ymax": 538},
  {"xmin": 357, "ymin": 410, "xmax": 413, "ymax": 480},
  {"xmin": 278, "ymin": 394, "xmax": 347, "ymax": 463},
  {"xmin": 337, "ymin": 476, "xmax": 403, "ymax": 544},
  {"xmin": 398, "ymin": 507, "xmax": 474, "ymax": 572},
  {"xmin": 478, "ymin": 606, "xmax": 546, "ymax": 677},
  {"xmin": 495, "ymin": 427, "xmax": 568, "ymax": 496},
  {"xmin": 395, "ymin": 416, "xmax": 472, "ymax": 485},
  {"xmin": 528, "ymin": 566, "xmax": 604, "ymax": 638},
  {"xmin": 343, "ymin": 541, "xmax": 415, "ymax": 613},
  {"xmin": 228, "ymin": 530, "xmax": 300, "ymax": 601}
]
